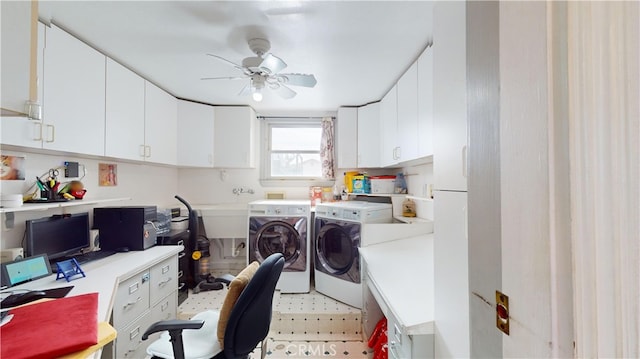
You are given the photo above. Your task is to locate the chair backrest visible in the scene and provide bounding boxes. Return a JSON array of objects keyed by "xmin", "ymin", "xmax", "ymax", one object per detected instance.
[{"xmin": 223, "ymin": 253, "xmax": 284, "ymax": 358}]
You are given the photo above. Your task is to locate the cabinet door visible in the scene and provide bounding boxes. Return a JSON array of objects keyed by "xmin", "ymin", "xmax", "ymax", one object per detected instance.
[
  {"xmin": 396, "ymin": 61, "xmax": 419, "ymax": 162},
  {"xmin": 105, "ymin": 58, "xmax": 145, "ymax": 161},
  {"xmin": 43, "ymin": 24, "xmax": 106, "ymax": 156},
  {"xmin": 433, "ymin": 1, "xmax": 468, "ymax": 191},
  {"xmin": 144, "ymin": 81, "xmax": 177, "ymax": 165},
  {"xmin": 177, "ymin": 100, "xmax": 214, "ymax": 167},
  {"xmin": 213, "ymin": 106, "xmax": 256, "ymax": 168},
  {"xmin": 357, "ymin": 102, "xmax": 381, "ymax": 168},
  {"xmin": 0, "ymin": 0, "xmax": 33, "ymax": 115},
  {"xmin": 336, "ymin": 107, "xmax": 358, "ymax": 169},
  {"xmin": 379, "ymin": 85, "xmax": 398, "ymax": 167},
  {"xmin": 417, "ymin": 46, "xmax": 434, "ymax": 158},
  {"xmin": 1, "ymin": 22, "xmax": 45, "ymax": 148}
]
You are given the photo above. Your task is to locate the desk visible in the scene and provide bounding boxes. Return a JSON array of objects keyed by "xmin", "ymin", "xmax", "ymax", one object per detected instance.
[{"xmin": 4, "ymin": 246, "xmax": 182, "ymax": 358}]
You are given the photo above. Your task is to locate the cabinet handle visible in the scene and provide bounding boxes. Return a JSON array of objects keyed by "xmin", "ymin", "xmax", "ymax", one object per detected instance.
[
  {"xmin": 208, "ymin": 154, "xmax": 213, "ymax": 165},
  {"xmin": 178, "ymin": 252, "xmax": 186, "ymax": 259},
  {"xmin": 45, "ymin": 124, "xmax": 55, "ymax": 143},
  {"xmin": 158, "ymin": 277, "xmax": 172, "ymax": 286},
  {"xmin": 33, "ymin": 122, "xmax": 42, "ymax": 141},
  {"xmin": 123, "ymin": 296, "xmax": 142, "ymax": 309},
  {"xmin": 139, "ymin": 145, "xmax": 146, "ymax": 158},
  {"xmin": 145, "ymin": 145, "xmax": 151, "ymax": 158},
  {"xmin": 178, "ymin": 283, "xmax": 186, "ymax": 291},
  {"xmin": 395, "ymin": 146, "xmax": 401, "ymax": 160},
  {"xmin": 178, "ymin": 270, "xmax": 184, "ymax": 279},
  {"xmin": 177, "ymin": 240, "xmax": 184, "ymax": 247}
]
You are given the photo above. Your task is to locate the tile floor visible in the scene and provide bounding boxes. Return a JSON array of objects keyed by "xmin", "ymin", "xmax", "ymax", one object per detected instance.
[{"xmin": 178, "ymin": 282, "xmax": 373, "ymax": 358}]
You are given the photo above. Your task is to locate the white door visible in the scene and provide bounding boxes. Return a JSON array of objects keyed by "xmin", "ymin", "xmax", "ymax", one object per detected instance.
[
  {"xmin": 433, "ymin": 190, "xmax": 469, "ymax": 359},
  {"xmin": 357, "ymin": 102, "xmax": 380, "ymax": 168},
  {"xmin": 144, "ymin": 81, "xmax": 177, "ymax": 165}
]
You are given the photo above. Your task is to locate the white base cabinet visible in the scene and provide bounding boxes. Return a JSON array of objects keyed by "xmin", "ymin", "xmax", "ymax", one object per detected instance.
[{"xmin": 106, "ymin": 255, "xmax": 179, "ymax": 359}]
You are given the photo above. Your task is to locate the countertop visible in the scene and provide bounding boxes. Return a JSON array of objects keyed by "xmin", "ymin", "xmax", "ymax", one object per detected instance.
[
  {"xmin": 3, "ymin": 245, "xmax": 183, "ymax": 322},
  {"xmin": 359, "ymin": 234, "xmax": 434, "ymax": 335}
]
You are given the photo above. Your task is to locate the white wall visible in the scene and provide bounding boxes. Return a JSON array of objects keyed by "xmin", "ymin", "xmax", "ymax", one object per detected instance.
[{"xmin": 0, "ymin": 149, "xmax": 178, "ymax": 249}]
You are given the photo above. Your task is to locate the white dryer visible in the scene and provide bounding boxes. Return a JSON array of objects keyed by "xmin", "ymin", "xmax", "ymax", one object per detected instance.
[
  {"xmin": 314, "ymin": 201, "xmax": 392, "ymax": 308},
  {"xmin": 248, "ymin": 200, "xmax": 311, "ymax": 293}
]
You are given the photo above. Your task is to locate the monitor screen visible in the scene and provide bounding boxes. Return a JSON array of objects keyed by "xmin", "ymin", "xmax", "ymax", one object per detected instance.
[
  {"xmin": 25, "ymin": 212, "xmax": 90, "ymax": 261},
  {"xmin": 1, "ymin": 254, "xmax": 52, "ymax": 287}
]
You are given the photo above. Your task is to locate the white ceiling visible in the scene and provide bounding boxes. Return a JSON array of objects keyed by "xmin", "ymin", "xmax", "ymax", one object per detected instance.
[{"xmin": 39, "ymin": 1, "xmax": 434, "ymax": 116}]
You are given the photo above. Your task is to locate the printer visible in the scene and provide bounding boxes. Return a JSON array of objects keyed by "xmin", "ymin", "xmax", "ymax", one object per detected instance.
[{"xmin": 93, "ymin": 206, "xmax": 158, "ymax": 251}]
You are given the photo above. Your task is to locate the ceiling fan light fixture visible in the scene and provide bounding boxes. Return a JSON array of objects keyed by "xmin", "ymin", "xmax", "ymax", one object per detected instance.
[{"xmin": 252, "ymin": 87, "xmax": 263, "ymax": 102}]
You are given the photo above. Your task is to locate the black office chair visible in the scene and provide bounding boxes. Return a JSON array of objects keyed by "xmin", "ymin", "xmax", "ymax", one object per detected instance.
[{"xmin": 142, "ymin": 253, "xmax": 285, "ymax": 359}]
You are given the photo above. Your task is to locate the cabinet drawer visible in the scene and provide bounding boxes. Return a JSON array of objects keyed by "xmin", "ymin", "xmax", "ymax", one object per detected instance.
[
  {"xmin": 152, "ymin": 291, "xmax": 177, "ymax": 323},
  {"xmin": 115, "ymin": 310, "xmax": 154, "ymax": 359},
  {"xmin": 113, "ymin": 270, "xmax": 150, "ymax": 329},
  {"xmin": 388, "ymin": 312, "xmax": 412, "ymax": 359},
  {"xmin": 150, "ymin": 256, "xmax": 178, "ymax": 305}
]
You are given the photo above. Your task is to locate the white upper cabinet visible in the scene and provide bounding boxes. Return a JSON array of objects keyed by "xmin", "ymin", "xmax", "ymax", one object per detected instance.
[
  {"xmin": 144, "ymin": 81, "xmax": 178, "ymax": 165},
  {"xmin": 1, "ymin": 22, "xmax": 45, "ymax": 148},
  {"xmin": 357, "ymin": 102, "xmax": 381, "ymax": 168},
  {"xmin": 43, "ymin": 24, "xmax": 106, "ymax": 156},
  {"xmin": 1, "ymin": 0, "xmax": 36, "ymax": 116},
  {"xmin": 417, "ymin": 46, "xmax": 434, "ymax": 158},
  {"xmin": 105, "ymin": 58, "xmax": 145, "ymax": 161},
  {"xmin": 336, "ymin": 107, "xmax": 358, "ymax": 169},
  {"xmin": 379, "ymin": 84, "xmax": 399, "ymax": 167},
  {"xmin": 213, "ymin": 106, "xmax": 256, "ymax": 168},
  {"xmin": 177, "ymin": 100, "xmax": 215, "ymax": 167},
  {"xmin": 396, "ymin": 61, "xmax": 419, "ymax": 162},
  {"xmin": 433, "ymin": 1, "xmax": 468, "ymax": 191}
]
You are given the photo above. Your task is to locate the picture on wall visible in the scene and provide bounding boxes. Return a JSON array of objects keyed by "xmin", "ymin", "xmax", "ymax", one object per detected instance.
[
  {"xmin": 99, "ymin": 163, "xmax": 117, "ymax": 186},
  {"xmin": 1, "ymin": 155, "xmax": 25, "ymax": 180}
]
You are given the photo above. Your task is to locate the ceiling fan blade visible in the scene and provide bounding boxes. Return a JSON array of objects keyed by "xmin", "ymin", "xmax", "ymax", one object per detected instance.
[
  {"xmin": 279, "ymin": 73, "xmax": 317, "ymax": 87},
  {"xmin": 259, "ymin": 53, "xmax": 287, "ymax": 74},
  {"xmin": 201, "ymin": 76, "xmax": 247, "ymax": 80},
  {"xmin": 238, "ymin": 84, "xmax": 252, "ymax": 96},
  {"xmin": 206, "ymin": 53, "xmax": 244, "ymax": 70},
  {"xmin": 272, "ymin": 83, "xmax": 297, "ymax": 99}
]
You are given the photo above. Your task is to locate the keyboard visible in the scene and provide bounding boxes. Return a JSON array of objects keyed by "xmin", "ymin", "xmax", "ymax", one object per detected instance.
[
  {"xmin": 51, "ymin": 250, "xmax": 117, "ymax": 272},
  {"xmin": 74, "ymin": 250, "xmax": 117, "ymax": 264}
]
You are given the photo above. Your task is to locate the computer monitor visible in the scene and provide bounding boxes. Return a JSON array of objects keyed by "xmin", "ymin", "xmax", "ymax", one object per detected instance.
[
  {"xmin": 0, "ymin": 254, "xmax": 52, "ymax": 287},
  {"xmin": 25, "ymin": 212, "xmax": 90, "ymax": 261}
]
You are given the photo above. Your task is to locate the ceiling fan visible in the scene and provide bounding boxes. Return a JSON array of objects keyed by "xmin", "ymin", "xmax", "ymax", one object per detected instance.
[{"xmin": 202, "ymin": 38, "xmax": 317, "ymax": 102}]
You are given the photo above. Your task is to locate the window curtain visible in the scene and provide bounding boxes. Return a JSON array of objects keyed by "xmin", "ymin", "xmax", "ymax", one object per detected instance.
[{"xmin": 320, "ymin": 117, "xmax": 335, "ymax": 179}]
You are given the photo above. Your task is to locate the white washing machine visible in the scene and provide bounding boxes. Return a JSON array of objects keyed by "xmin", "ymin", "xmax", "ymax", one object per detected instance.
[
  {"xmin": 248, "ymin": 200, "xmax": 311, "ymax": 293},
  {"xmin": 314, "ymin": 201, "xmax": 393, "ymax": 308}
]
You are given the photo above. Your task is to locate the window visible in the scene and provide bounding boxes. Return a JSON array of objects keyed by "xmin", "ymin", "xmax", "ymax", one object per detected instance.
[{"xmin": 261, "ymin": 118, "xmax": 331, "ymax": 183}]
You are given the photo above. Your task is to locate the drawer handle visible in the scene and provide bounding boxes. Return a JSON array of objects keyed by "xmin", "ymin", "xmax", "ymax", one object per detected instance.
[
  {"xmin": 178, "ymin": 252, "xmax": 186, "ymax": 259},
  {"xmin": 123, "ymin": 296, "xmax": 142, "ymax": 309},
  {"xmin": 177, "ymin": 240, "xmax": 184, "ymax": 246},
  {"xmin": 158, "ymin": 277, "xmax": 172, "ymax": 286},
  {"xmin": 178, "ymin": 270, "xmax": 184, "ymax": 279},
  {"xmin": 178, "ymin": 283, "xmax": 186, "ymax": 290}
]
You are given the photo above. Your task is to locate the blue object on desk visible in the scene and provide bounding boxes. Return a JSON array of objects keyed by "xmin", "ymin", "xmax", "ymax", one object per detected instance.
[{"xmin": 55, "ymin": 259, "xmax": 86, "ymax": 282}]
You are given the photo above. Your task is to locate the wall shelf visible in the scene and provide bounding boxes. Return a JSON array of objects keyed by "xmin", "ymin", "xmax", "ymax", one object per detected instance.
[
  {"xmin": 0, "ymin": 197, "xmax": 131, "ymax": 214},
  {"xmin": 393, "ymin": 215, "xmax": 433, "ymax": 224},
  {"xmin": 406, "ymin": 195, "xmax": 434, "ymax": 202}
]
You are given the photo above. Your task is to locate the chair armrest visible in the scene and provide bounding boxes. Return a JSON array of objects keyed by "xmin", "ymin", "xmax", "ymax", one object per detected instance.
[{"xmin": 142, "ymin": 319, "xmax": 205, "ymax": 340}]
